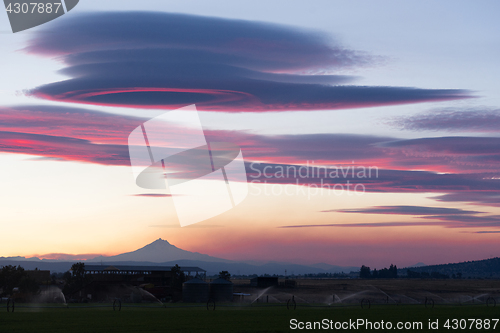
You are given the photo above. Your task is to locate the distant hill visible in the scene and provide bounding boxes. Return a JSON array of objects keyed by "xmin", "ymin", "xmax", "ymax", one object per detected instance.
[
  {"xmin": 307, "ymin": 262, "xmax": 359, "ymax": 273},
  {"xmin": 0, "ymin": 260, "xmax": 75, "ymax": 273},
  {"xmin": 401, "ymin": 257, "xmax": 500, "ymax": 278},
  {"xmin": 408, "ymin": 262, "xmax": 427, "ymax": 268}
]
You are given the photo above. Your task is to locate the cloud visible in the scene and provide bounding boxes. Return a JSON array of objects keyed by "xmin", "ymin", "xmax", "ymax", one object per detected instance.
[
  {"xmin": 390, "ymin": 107, "xmax": 500, "ymax": 132},
  {"xmin": 25, "ymin": 156, "xmax": 66, "ymax": 161},
  {"xmin": 3, "ymin": 105, "xmax": 500, "ymax": 194},
  {"xmin": 433, "ymin": 192, "xmax": 500, "ymax": 207},
  {"xmin": 5, "ymin": 104, "xmax": 500, "ymax": 174},
  {"xmin": 383, "ymin": 137, "xmax": 500, "ymax": 155},
  {"xmin": 209, "ymin": 131, "xmax": 500, "ymax": 174},
  {"xmin": 33, "ymin": 253, "xmax": 102, "ymax": 260},
  {"xmin": 328, "ymin": 205, "xmax": 482, "ymax": 215},
  {"xmin": 2, "ymin": 105, "xmax": 500, "ymax": 197},
  {"xmin": 0, "ymin": 105, "xmax": 145, "ymax": 144},
  {"xmin": 25, "ymin": 12, "xmax": 471, "ymax": 111},
  {"xmin": 245, "ymin": 162, "xmax": 500, "ymax": 193},
  {"xmin": 421, "ymin": 214, "xmax": 500, "ymax": 225},
  {"xmin": 148, "ymin": 224, "xmax": 222, "ymax": 228},
  {"xmin": 310, "ymin": 204, "xmax": 500, "ymax": 230},
  {"xmin": 0, "ymin": 131, "xmax": 129, "ymax": 165},
  {"xmin": 11, "ymin": 105, "xmax": 500, "ymax": 176},
  {"xmin": 26, "ymin": 12, "xmax": 370, "ymax": 70},
  {"xmin": 278, "ymin": 222, "xmax": 448, "ymax": 228},
  {"xmin": 380, "ymin": 136, "xmax": 500, "ymax": 173},
  {"xmin": 206, "ymin": 131, "xmax": 395, "ymax": 163},
  {"xmin": 279, "ymin": 213, "xmax": 500, "ymax": 230}
]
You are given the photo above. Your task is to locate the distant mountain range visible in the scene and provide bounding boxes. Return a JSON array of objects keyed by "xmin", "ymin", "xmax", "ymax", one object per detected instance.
[
  {"xmin": 0, "ymin": 239, "xmax": 359, "ymax": 275},
  {"xmin": 3, "ymin": 239, "xmax": 500, "ymax": 278}
]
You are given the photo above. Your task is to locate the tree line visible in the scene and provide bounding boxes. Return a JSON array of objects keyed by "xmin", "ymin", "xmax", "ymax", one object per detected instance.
[{"xmin": 359, "ymin": 264, "xmax": 398, "ymax": 279}]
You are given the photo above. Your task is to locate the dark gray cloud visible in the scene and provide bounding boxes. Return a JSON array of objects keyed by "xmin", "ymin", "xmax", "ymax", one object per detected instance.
[
  {"xmin": 3, "ymin": 104, "xmax": 500, "ymax": 197},
  {"xmin": 278, "ymin": 222, "xmax": 447, "ymax": 228},
  {"xmin": 422, "ymin": 215, "xmax": 500, "ymax": 225},
  {"xmin": 390, "ymin": 108, "xmax": 500, "ymax": 132},
  {"xmin": 321, "ymin": 205, "xmax": 500, "ymax": 229},
  {"xmin": 280, "ymin": 211, "xmax": 500, "ymax": 229},
  {"xmin": 0, "ymin": 105, "xmax": 145, "ymax": 143},
  {"xmin": 26, "ymin": 12, "xmax": 368, "ymax": 71},
  {"xmin": 382, "ymin": 137, "xmax": 500, "ymax": 155},
  {"xmin": 419, "ymin": 214, "xmax": 500, "ymax": 229},
  {"xmin": 0, "ymin": 131, "xmax": 129, "ymax": 165},
  {"xmin": 328, "ymin": 205, "xmax": 482, "ymax": 215},
  {"xmin": 245, "ymin": 161, "xmax": 500, "ymax": 192},
  {"xmin": 3, "ymin": 104, "xmax": 500, "ymax": 188},
  {"xmin": 26, "ymin": 12, "xmax": 471, "ymax": 111},
  {"xmin": 380, "ymin": 136, "xmax": 500, "ymax": 172},
  {"xmin": 433, "ymin": 192, "xmax": 500, "ymax": 207},
  {"xmin": 206, "ymin": 131, "xmax": 395, "ymax": 162}
]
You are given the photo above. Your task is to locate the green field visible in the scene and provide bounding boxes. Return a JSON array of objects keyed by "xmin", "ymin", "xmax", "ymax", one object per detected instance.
[{"xmin": 1, "ymin": 304, "xmax": 499, "ymax": 332}]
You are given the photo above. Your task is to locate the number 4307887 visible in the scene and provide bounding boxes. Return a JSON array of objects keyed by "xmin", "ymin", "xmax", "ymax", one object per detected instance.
[
  {"xmin": 443, "ymin": 319, "xmax": 499, "ymax": 330},
  {"xmin": 5, "ymin": 3, "xmax": 62, "ymax": 14}
]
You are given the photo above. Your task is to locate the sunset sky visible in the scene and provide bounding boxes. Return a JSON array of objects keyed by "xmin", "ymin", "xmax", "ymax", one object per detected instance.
[{"xmin": 1, "ymin": 1, "xmax": 500, "ymax": 269}]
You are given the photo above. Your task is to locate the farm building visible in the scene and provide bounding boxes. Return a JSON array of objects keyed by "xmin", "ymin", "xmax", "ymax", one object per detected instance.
[
  {"xmin": 209, "ymin": 278, "xmax": 233, "ymax": 302},
  {"xmin": 72, "ymin": 265, "xmax": 206, "ymax": 302},
  {"xmin": 182, "ymin": 278, "xmax": 209, "ymax": 303},
  {"xmin": 250, "ymin": 276, "xmax": 278, "ymax": 288}
]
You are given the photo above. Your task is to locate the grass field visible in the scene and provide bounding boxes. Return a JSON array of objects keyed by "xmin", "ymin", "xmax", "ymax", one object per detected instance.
[
  {"xmin": 1, "ymin": 304, "xmax": 499, "ymax": 332},
  {"xmin": 2, "ymin": 279, "xmax": 499, "ymax": 332}
]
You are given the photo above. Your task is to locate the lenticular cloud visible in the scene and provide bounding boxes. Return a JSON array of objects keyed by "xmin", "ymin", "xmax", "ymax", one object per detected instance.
[{"xmin": 26, "ymin": 12, "xmax": 471, "ymax": 111}]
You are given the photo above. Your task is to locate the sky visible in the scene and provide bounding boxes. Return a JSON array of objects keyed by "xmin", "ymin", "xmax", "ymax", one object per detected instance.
[{"xmin": 1, "ymin": 0, "xmax": 500, "ymax": 269}]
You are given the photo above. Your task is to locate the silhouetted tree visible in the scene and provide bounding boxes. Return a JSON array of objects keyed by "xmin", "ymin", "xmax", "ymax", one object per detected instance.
[
  {"xmin": 431, "ymin": 271, "xmax": 449, "ymax": 279},
  {"xmin": 388, "ymin": 264, "xmax": 397, "ymax": 278},
  {"xmin": 359, "ymin": 265, "xmax": 371, "ymax": 279},
  {"xmin": 63, "ymin": 262, "xmax": 89, "ymax": 296},
  {"xmin": 0, "ymin": 265, "xmax": 39, "ymax": 296},
  {"xmin": 171, "ymin": 264, "xmax": 185, "ymax": 291},
  {"xmin": 218, "ymin": 271, "xmax": 231, "ymax": 281},
  {"xmin": 407, "ymin": 269, "xmax": 421, "ymax": 278},
  {"xmin": 71, "ymin": 262, "xmax": 86, "ymax": 284}
]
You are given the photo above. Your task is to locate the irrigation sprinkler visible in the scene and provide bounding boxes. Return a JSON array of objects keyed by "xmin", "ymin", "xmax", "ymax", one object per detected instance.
[
  {"xmin": 113, "ymin": 299, "xmax": 122, "ymax": 311},
  {"xmin": 360, "ymin": 298, "xmax": 370, "ymax": 309},
  {"xmin": 287, "ymin": 298, "xmax": 297, "ymax": 310},
  {"xmin": 207, "ymin": 299, "xmax": 215, "ymax": 310},
  {"xmin": 6, "ymin": 298, "xmax": 14, "ymax": 312},
  {"xmin": 424, "ymin": 297, "xmax": 434, "ymax": 309},
  {"xmin": 487, "ymin": 297, "xmax": 496, "ymax": 307}
]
